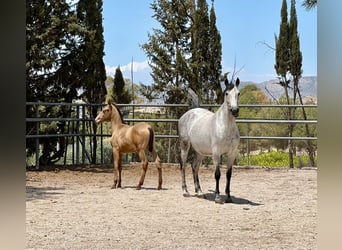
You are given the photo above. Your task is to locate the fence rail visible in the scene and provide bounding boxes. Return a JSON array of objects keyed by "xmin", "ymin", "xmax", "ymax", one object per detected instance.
[{"xmin": 26, "ymin": 102, "xmax": 317, "ymax": 168}]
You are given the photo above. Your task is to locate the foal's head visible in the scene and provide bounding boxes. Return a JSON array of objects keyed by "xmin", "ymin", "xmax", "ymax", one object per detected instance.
[
  {"xmin": 95, "ymin": 102, "xmax": 124, "ymax": 124},
  {"xmin": 223, "ymin": 77, "xmax": 240, "ymax": 117}
]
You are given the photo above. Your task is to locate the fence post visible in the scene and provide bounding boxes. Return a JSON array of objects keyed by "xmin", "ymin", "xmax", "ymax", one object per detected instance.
[
  {"xmin": 35, "ymin": 105, "xmax": 40, "ymax": 169},
  {"xmin": 82, "ymin": 104, "xmax": 86, "ymax": 164},
  {"xmin": 76, "ymin": 105, "xmax": 80, "ymax": 165}
]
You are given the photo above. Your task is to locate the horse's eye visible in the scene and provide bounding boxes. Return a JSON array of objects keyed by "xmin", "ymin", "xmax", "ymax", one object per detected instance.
[{"xmin": 238, "ymin": 93, "xmax": 240, "ymax": 96}]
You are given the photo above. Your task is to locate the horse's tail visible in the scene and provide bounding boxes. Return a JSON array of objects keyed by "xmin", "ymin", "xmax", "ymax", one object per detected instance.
[
  {"xmin": 148, "ymin": 127, "xmax": 154, "ymax": 153},
  {"xmin": 188, "ymin": 88, "xmax": 201, "ymax": 108}
]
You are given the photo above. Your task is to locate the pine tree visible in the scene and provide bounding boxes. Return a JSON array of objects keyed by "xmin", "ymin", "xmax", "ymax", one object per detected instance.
[
  {"xmin": 26, "ymin": 0, "xmax": 83, "ymax": 164},
  {"xmin": 302, "ymin": 0, "xmax": 317, "ymax": 10},
  {"xmin": 142, "ymin": 0, "xmax": 192, "ymax": 110}
]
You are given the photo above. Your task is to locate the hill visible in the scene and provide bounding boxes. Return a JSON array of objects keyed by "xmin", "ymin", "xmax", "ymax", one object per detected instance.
[{"xmin": 240, "ymin": 76, "xmax": 317, "ymax": 103}]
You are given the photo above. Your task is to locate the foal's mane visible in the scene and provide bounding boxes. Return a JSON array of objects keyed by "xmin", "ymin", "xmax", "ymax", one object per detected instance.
[{"xmin": 111, "ymin": 103, "xmax": 125, "ymax": 124}]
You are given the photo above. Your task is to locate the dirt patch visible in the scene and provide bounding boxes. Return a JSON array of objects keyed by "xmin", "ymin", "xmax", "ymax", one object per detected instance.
[{"xmin": 26, "ymin": 164, "xmax": 317, "ymax": 249}]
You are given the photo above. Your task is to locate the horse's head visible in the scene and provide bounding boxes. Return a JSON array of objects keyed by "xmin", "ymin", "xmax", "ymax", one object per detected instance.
[
  {"xmin": 95, "ymin": 104, "xmax": 112, "ymax": 124},
  {"xmin": 95, "ymin": 100, "xmax": 124, "ymax": 124},
  {"xmin": 223, "ymin": 77, "xmax": 240, "ymax": 117}
]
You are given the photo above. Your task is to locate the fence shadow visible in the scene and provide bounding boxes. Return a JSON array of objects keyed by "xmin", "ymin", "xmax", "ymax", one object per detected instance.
[
  {"xmin": 26, "ymin": 165, "xmax": 114, "ymax": 174},
  {"xmin": 26, "ymin": 186, "xmax": 65, "ymax": 201}
]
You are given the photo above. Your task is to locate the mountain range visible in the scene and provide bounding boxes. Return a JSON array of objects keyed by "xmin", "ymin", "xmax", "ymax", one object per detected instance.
[{"xmin": 239, "ymin": 76, "xmax": 317, "ymax": 103}]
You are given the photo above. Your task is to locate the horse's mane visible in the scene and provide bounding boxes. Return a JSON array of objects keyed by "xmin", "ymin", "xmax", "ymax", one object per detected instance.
[{"xmin": 111, "ymin": 103, "xmax": 125, "ymax": 124}]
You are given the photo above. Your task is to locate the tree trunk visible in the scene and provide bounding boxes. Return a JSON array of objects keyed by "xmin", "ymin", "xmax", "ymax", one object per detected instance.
[
  {"xmin": 296, "ymin": 86, "xmax": 316, "ymax": 167},
  {"xmin": 282, "ymin": 77, "xmax": 295, "ymax": 168}
]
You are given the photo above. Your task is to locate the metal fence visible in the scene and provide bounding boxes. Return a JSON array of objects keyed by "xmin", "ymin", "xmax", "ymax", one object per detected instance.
[{"xmin": 26, "ymin": 102, "xmax": 317, "ymax": 168}]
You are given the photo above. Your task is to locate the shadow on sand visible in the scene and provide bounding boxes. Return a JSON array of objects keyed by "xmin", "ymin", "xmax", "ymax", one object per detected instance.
[{"xmin": 193, "ymin": 191, "xmax": 263, "ymax": 206}]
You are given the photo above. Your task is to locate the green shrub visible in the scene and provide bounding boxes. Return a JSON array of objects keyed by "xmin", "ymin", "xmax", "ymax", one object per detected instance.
[{"xmin": 238, "ymin": 151, "xmax": 316, "ymax": 167}]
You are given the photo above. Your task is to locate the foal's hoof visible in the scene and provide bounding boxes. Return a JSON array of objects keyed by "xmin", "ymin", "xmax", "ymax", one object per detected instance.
[
  {"xmin": 183, "ymin": 192, "xmax": 190, "ymax": 197},
  {"xmin": 111, "ymin": 185, "xmax": 117, "ymax": 189},
  {"xmin": 136, "ymin": 185, "xmax": 142, "ymax": 190}
]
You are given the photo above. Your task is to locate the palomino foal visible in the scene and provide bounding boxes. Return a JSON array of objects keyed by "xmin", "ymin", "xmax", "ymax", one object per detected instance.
[
  {"xmin": 95, "ymin": 101, "xmax": 162, "ymax": 190},
  {"xmin": 178, "ymin": 78, "xmax": 240, "ymax": 203}
]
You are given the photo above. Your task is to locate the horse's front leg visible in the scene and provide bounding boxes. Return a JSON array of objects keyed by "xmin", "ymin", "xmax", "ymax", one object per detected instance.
[
  {"xmin": 213, "ymin": 154, "xmax": 224, "ymax": 204},
  {"xmin": 111, "ymin": 148, "xmax": 120, "ymax": 189},
  {"xmin": 225, "ymin": 157, "xmax": 235, "ymax": 203},
  {"xmin": 225, "ymin": 166, "xmax": 233, "ymax": 203},
  {"xmin": 117, "ymin": 153, "xmax": 123, "ymax": 188}
]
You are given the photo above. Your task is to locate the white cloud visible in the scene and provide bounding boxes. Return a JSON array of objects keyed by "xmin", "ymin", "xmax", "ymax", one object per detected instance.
[
  {"xmin": 121, "ymin": 61, "xmax": 150, "ymax": 72},
  {"xmin": 106, "ymin": 60, "xmax": 150, "ymax": 75},
  {"xmin": 105, "ymin": 60, "xmax": 152, "ymax": 84}
]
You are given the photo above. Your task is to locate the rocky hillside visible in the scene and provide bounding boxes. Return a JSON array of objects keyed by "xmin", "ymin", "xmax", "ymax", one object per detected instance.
[{"xmin": 240, "ymin": 76, "xmax": 317, "ymax": 103}]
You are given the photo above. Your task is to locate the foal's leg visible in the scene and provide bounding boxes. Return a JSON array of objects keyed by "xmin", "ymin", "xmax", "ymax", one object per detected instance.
[
  {"xmin": 117, "ymin": 153, "xmax": 123, "ymax": 188},
  {"xmin": 112, "ymin": 148, "xmax": 120, "ymax": 189},
  {"xmin": 192, "ymin": 152, "xmax": 204, "ymax": 197},
  {"xmin": 213, "ymin": 154, "xmax": 224, "ymax": 204},
  {"xmin": 151, "ymin": 149, "xmax": 162, "ymax": 190},
  {"xmin": 137, "ymin": 150, "xmax": 148, "ymax": 190},
  {"xmin": 180, "ymin": 139, "xmax": 190, "ymax": 197}
]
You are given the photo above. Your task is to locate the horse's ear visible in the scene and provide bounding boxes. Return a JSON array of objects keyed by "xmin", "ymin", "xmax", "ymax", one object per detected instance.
[
  {"xmin": 235, "ymin": 78, "xmax": 240, "ymax": 87},
  {"xmin": 224, "ymin": 78, "xmax": 229, "ymax": 87},
  {"xmin": 106, "ymin": 95, "xmax": 113, "ymax": 105}
]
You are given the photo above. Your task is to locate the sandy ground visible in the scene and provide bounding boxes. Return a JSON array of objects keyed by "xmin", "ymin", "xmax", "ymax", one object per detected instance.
[{"xmin": 26, "ymin": 163, "xmax": 317, "ymax": 250}]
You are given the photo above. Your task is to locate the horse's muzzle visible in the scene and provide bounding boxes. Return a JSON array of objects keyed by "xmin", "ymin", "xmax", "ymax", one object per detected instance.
[{"xmin": 231, "ymin": 108, "xmax": 239, "ymax": 117}]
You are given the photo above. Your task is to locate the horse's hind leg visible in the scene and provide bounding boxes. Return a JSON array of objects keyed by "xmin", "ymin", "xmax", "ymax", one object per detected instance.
[
  {"xmin": 180, "ymin": 138, "xmax": 190, "ymax": 197},
  {"xmin": 137, "ymin": 150, "xmax": 148, "ymax": 190},
  {"xmin": 151, "ymin": 149, "xmax": 162, "ymax": 190},
  {"xmin": 192, "ymin": 152, "xmax": 204, "ymax": 198}
]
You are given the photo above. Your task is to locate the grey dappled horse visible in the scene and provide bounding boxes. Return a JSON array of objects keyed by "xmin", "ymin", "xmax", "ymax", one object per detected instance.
[{"xmin": 178, "ymin": 78, "xmax": 240, "ymax": 204}]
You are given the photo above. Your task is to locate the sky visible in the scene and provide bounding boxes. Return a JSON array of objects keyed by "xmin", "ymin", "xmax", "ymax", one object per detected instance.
[{"xmin": 102, "ymin": 0, "xmax": 317, "ymax": 84}]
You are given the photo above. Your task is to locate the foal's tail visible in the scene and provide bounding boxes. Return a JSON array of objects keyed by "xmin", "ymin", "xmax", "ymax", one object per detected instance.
[{"xmin": 148, "ymin": 127, "xmax": 154, "ymax": 153}]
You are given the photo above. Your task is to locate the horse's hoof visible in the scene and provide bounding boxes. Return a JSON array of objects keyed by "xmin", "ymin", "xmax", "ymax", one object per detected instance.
[
  {"xmin": 196, "ymin": 193, "xmax": 206, "ymax": 199},
  {"xmin": 157, "ymin": 186, "xmax": 162, "ymax": 190},
  {"xmin": 111, "ymin": 185, "xmax": 116, "ymax": 189},
  {"xmin": 136, "ymin": 186, "xmax": 141, "ymax": 190},
  {"xmin": 225, "ymin": 197, "xmax": 233, "ymax": 203},
  {"xmin": 183, "ymin": 192, "xmax": 190, "ymax": 197},
  {"xmin": 215, "ymin": 197, "xmax": 224, "ymax": 204}
]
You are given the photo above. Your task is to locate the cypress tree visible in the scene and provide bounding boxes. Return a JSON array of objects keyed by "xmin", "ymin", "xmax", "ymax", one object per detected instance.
[
  {"xmin": 208, "ymin": 0, "xmax": 222, "ymax": 103},
  {"xmin": 190, "ymin": 0, "xmax": 210, "ymax": 100},
  {"xmin": 275, "ymin": 0, "xmax": 295, "ymax": 168},
  {"xmin": 112, "ymin": 66, "xmax": 131, "ymax": 104},
  {"xmin": 275, "ymin": 0, "xmax": 290, "ymax": 82},
  {"xmin": 289, "ymin": 0, "xmax": 316, "ymax": 166},
  {"xmin": 77, "ymin": 0, "xmax": 107, "ymax": 164}
]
